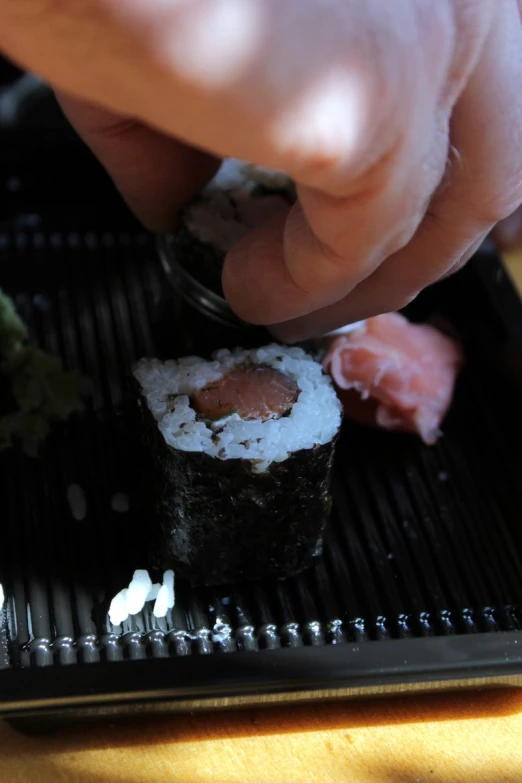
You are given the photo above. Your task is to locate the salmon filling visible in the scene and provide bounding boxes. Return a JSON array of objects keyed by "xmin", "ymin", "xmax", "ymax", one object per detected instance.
[{"xmin": 191, "ymin": 364, "xmax": 299, "ymax": 421}]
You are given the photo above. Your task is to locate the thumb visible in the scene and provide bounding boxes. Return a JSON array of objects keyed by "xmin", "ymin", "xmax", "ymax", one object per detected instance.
[
  {"xmin": 491, "ymin": 206, "xmax": 522, "ymax": 252},
  {"xmin": 57, "ymin": 92, "xmax": 220, "ymax": 233}
]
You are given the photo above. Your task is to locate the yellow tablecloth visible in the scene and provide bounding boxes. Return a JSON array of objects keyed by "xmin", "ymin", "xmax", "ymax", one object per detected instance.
[{"xmin": 1, "ymin": 251, "xmax": 522, "ymax": 783}]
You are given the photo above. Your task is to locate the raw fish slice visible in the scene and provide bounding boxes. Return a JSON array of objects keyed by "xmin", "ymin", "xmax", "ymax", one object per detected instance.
[{"xmin": 191, "ymin": 365, "xmax": 298, "ymax": 421}]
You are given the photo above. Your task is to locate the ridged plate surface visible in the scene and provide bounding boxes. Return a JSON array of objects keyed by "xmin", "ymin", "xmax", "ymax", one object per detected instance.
[{"xmin": 1, "ymin": 229, "xmax": 522, "ymax": 673}]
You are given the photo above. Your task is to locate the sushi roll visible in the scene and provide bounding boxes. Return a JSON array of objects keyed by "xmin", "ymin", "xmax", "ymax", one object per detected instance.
[
  {"xmin": 179, "ymin": 157, "xmax": 295, "ymax": 296},
  {"xmin": 133, "ymin": 343, "xmax": 342, "ymax": 586},
  {"xmin": 156, "ymin": 159, "xmax": 296, "ymax": 358}
]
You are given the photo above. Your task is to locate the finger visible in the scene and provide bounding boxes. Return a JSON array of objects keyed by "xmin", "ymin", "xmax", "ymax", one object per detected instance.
[
  {"xmin": 492, "ymin": 207, "xmax": 522, "ymax": 251},
  {"xmin": 57, "ymin": 93, "xmax": 220, "ymax": 232},
  {"xmin": 223, "ymin": 2, "xmax": 492, "ymax": 325},
  {"xmin": 272, "ymin": 1, "xmax": 522, "ymax": 341},
  {"xmin": 271, "ymin": 232, "xmax": 489, "ymax": 342},
  {"xmin": 438, "ymin": 230, "xmax": 490, "ymax": 280},
  {"xmin": 223, "ymin": 81, "xmax": 451, "ymax": 324}
]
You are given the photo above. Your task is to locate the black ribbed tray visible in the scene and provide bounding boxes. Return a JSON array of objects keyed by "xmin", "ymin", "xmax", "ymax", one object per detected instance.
[{"xmin": 1, "ymin": 216, "xmax": 522, "ymax": 720}]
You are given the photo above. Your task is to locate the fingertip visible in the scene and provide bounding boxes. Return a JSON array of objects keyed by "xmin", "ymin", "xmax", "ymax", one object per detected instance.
[
  {"xmin": 268, "ymin": 317, "xmax": 325, "ymax": 344},
  {"xmin": 222, "ymin": 208, "xmax": 291, "ymax": 324},
  {"xmin": 491, "ymin": 209, "xmax": 522, "ymax": 251}
]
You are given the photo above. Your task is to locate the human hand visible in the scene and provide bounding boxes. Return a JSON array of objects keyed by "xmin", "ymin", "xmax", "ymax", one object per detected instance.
[
  {"xmin": 492, "ymin": 206, "xmax": 522, "ymax": 251},
  {"xmin": 0, "ymin": 0, "xmax": 521, "ymax": 340}
]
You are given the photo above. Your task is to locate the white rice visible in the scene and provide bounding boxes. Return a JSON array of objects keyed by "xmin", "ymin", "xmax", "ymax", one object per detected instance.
[
  {"xmin": 184, "ymin": 158, "xmax": 294, "ymax": 253},
  {"xmin": 67, "ymin": 484, "xmax": 87, "ymax": 521},
  {"xmin": 108, "ymin": 588, "xmax": 129, "ymax": 626},
  {"xmin": 134, "ymin": 344, "xmax": 342, "ymax": 473},
  {"xmin": 211, "ymin": 621, "xmax": 231, "ymax": 644},
  {"xmin": 125, "ymin": 570, "xmax": 152, "ymax": 615},
  {"xmin": 147, "ymin": 583, "xmax": 161, "ymax": 601},
  {"xmin": 202, "ymin": 158, "xmax": 292, "ymax": 196},
  {"xmin": 111, "ymin": 492, "xmax": 130, "ymax": 513},
  {"xmin": 163, "ymin": 570, "xmax": 175, "ymax": 609},
  {"xmin": 107, "ymin": 570, "xmax": 175, "ymax": 626},
  {"xmin": 153, "ymin": 585, "xmax": 169, "ymax": 618},
  {"xmin": 325, "ymin": 320, "xmax": 367, "ymax": 337}
]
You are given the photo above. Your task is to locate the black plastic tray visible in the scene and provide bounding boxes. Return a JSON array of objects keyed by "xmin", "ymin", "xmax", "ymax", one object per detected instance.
[
  {"xmin": 0, "ymin": 226, "xmax": 522, "ymax": 721},
  {"xmin": 0, "ymin": 79, "xmax": 522, "ymax": 720}
]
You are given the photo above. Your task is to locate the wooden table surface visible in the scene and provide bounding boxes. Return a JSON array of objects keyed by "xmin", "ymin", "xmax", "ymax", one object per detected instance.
[
  {"xmin": 1, "ymin": 250, "xmax": 522, "ymax": 783},
  {"xmin": 505, "ymin": 248, "xmax": 522, "ymax": 290}
]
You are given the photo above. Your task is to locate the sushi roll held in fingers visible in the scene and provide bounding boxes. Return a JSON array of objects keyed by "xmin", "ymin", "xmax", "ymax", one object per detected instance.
[
  {"xmin": 133, "ymin": 344, "xmax": 342, "ymax": 586},
  {"xmin": 156, "ymin": 159, "xmax": 295, "ymax": 358}
]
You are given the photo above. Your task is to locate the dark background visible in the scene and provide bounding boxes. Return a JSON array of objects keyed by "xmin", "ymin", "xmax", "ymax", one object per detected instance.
[{"xmin": 0, "ymin": 57, "xmax": 138, "ymax": 232}]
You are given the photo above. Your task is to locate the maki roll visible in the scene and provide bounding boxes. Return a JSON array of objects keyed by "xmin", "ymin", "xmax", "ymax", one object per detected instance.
[
  {"xmin": 133, "ymin": 344, "xmax": 342, "ymax": 586},
  {"xmin": 156, "ymin": 160, "xmax": 296, "ymax": 358},
  {"xmin": 176, "ymin": 159, "xmax": 295, "ymax": 298}
]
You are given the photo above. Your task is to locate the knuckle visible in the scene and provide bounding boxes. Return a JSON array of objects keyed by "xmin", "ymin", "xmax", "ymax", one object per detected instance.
[
  {"xmin": 283, "ymin": 5, "xmax": 454, "ymax": 195},
  {"xmin": 302, "ymin": 133, "xmax": 408, "ymax": 209},
  {"xmin": 445, "ymin": 0, "xmax": 495, "ymax": 78}
]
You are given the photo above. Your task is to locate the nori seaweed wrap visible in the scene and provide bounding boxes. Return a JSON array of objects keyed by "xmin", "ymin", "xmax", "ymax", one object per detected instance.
[
  {"xmin": 133, "ymin": 344, "xmax": 342, "ymax": 586},
  {"xmin": 156, "ymin": 159, "xmax": 296, "ymax": 359}
]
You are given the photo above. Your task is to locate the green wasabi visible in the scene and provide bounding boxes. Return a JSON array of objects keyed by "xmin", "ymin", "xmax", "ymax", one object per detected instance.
[{"xmin": 0, "ymin": 289, "xmax": 84, "ymax": 456}]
